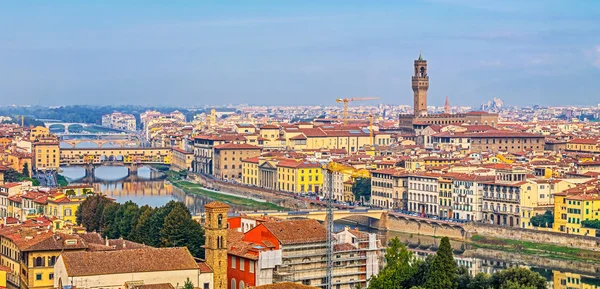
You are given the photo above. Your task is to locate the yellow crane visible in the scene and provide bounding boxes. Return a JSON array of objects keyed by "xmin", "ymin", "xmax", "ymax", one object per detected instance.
[{"xmin": 335, "ymin": 97, "xmax": 380, "ymax": 125}]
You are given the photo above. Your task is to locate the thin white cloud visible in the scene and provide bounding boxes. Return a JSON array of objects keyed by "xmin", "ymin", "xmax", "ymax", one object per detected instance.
[
  {"xmin": 594, "ymin": 46, "xmax": 600, "ymax": 68},
  {"xmin": 478, "ymin": 60, "xmax": 504, "ymax": 67}
]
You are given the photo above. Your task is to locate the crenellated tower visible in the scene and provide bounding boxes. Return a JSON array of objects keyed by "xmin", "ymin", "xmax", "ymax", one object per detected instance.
[{"xmin": 412, "ymin": 52, "xmax": 429, "ymax": 116}]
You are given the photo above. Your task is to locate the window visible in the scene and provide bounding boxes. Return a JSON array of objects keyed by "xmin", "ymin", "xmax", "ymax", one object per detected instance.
[
  {"xmin": 49, "ymin": 273, "xmax": 54, "ymax": 280},
  {"xmin": 218, "ymin": 214, "xmax": 223, "ymax": 228},
  {"xmin": 204, "ymin": 283, "xmax": 210, "ymax": 289},
  {"xmin": 232, "ymin": 256, "xmax": 237, "ymax": 269},
  {"xmin": 49, "ymin": 256, "xmax": 57, "ymax": 266},
  {"xmin": 249, "ymin": 260, "xmax": 255, "ymax": 273},
  {"xmin": 36, "ymin": 273, "xmax": 42, "ymax": 281},
  {"xmin": 231, "ymin": 279, "xmax": 237, "ymax": 289},
  {"xmin": 240, "ymin": 281, "xmax": 245, "ymax": 289},
  {"xmin": 239, "ymin": 258, "xmax": 244, "ymax": 271},
  {"xmin": 34, "ymin": 257, "xmax": 44, "ymax": 267}
]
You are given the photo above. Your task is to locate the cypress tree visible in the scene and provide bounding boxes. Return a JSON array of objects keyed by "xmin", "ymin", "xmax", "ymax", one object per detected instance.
[{"xmin": 424, "ymin": 237, "xmax": 457, "ymax": 289}]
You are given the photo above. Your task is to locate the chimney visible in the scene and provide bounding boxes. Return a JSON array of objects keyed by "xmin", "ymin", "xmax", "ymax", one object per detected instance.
[{"xmin": 105, "ymin": 236, "xmax": 109, "ymax": 246}]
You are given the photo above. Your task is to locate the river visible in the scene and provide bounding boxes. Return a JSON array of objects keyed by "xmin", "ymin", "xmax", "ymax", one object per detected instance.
[{"xmin": 60, "ymin": 165, "xmax": 600, "ymax": 287}]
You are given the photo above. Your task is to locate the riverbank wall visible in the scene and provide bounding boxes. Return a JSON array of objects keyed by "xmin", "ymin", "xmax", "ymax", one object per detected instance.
[
  {"xmin": 189, "ymin": 173, "xmax": 307, "ymax": 209},
  {"xmin": 465, "ymin": 223, "xmax": 600, "ymax": 252}
]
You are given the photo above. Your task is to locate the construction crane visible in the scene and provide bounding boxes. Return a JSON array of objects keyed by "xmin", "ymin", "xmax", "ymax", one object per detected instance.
[
  {"xmin": 323, "ymin": 161, "xmax": 371, "ymax": 289},
  {"xmin": 335, "ymin": 97, "xmax": 380, "ymax": 125}
]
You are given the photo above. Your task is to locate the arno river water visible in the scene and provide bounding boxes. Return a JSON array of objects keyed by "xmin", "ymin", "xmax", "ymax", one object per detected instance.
[{"xmin": 60, "ymin": 163, "xmax": 600, "ymax": 287}]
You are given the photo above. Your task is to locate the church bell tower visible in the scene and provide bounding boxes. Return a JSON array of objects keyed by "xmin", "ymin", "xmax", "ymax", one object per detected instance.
[
  {"xmin": 412, "ymin": 52, "xmax": 429, "ymax": 116},
  {"xmin": 204, "ymin": 201, "xmax": 229, "ymax": 289}
]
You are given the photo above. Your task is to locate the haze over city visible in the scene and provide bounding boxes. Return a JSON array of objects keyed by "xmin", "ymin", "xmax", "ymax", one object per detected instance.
[{"xmin": 1, "ymin": 0, "xmax": 599, "ymax": 107}]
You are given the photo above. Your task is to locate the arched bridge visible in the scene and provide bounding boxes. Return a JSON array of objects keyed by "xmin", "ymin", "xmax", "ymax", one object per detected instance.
[{"xmin": 60, "ymin": 147, "xmax": 172, "ymax": 166}]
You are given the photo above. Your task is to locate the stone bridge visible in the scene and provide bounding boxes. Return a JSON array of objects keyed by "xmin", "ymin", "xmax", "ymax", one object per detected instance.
[
  {"xmin": 60, "ymin": 147, "xmax": 171, "ymax": 166},
  {"xmin": 385, "ymin": 212, "xmax": 468, "ymax": 240},
  {"xmin": 60, "ymin": 138, "xmax": 138, "ymax": 148},
  {"xmin": 243, "ymin": 209, "xmax": 386, "ymax": 222}
]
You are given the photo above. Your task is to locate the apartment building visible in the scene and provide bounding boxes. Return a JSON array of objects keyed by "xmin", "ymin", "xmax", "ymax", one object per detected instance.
[
  {"xmin": 469, "ymin": 131, "xmax": 545, "ymax": 153},
  {"xmin": 101, "ymin": 112, "xmax": 137, "ymax": 131},
  {"xmin": 407, "ymin": 173, "xmax": 441, "ymax": 215},
  {"xmin": 213, "ymin": 144, "xmax": 261, "ymax": 181},
  {"xmin": 481, "ymin": 167, "xmax": 527, "ymax": 227},
  {"xmin": 370, "ymin": 169, "xmax": 407, "ymax": 210}
]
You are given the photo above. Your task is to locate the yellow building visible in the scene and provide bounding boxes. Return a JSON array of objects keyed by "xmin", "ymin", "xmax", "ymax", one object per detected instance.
[
  {"xmin": 241, "ymin": 156, "xmax": 259, "ymax": 186},
  {"xmin": 57, "ymin": 184, "xmax": 94, "ymax": 197},
  {"xmin": 439, "ymin": 177, "xmax": 453, "ymax": 218},
  {"xmin": 553, "ymin": 185, "xmax": 600, "ymax": 236},
  {"xmin": 277, "ymin": 159, "xmax": 323, "ymax": 194},
  {"xmin": 45, "ymin": 192, "xmax": 81, "ymax": 224},
  {"xmin": 29, "ymin": 127, "xmax": 49, "ymax": 141},
  {"xmin": 283, "ymin": 125, "xmax": 393, "ymax": 153},
  {"xmin": 553, "ymin": 270, "xmax": 600, "ymax": 289},
  {"xmin": 33, "ymin": 140, "xmax": 60, "ymax": 171},
  {"xmin": 566, "ymin": 138, "xmax": 600, "ymax": 153},
  {"xmin": 171, "ymin": 147, "xmax": 194, "ymax": 171},
  {"xmin": 422, "ymin": 157, "xmax": 461, "ymax": 167},
  {"xmin": 0, "ymin": 227, "xmax": 87, "ymax": 289},
  {"xmin": 0, "ymin": 265, "xmax": 8, "ymax": 289}
]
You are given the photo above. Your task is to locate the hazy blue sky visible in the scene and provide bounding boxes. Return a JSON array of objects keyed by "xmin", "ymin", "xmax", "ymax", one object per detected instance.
[{"xmin": 1, "ymin": 1, "xmax": 599, "ymax": 107}]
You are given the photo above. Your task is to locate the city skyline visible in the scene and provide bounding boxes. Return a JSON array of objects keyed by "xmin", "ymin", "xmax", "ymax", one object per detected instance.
[{"xmin": 0, "ymin": 1, "xmax": 599, "ymax": 107}]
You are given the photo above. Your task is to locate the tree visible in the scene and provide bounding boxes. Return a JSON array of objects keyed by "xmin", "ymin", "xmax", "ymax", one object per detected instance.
[
  {"xmin": 22, "ymin": 163, "xmax": 29, "ymax": 177},
  {"xmin": 352, "ymin": 177, "xmax": 372, "ymax": 203},
  {"xmin": 160, "ymin": 205, "xmax": 206, "ymax": 258},
  {"xmin": 424, "ymin": 237, "xmax": 457, "ymax": 289},
  {"xmin": 468, "ymin": 273, "xmax": 491, "ymax": 289},
  {"xmin": 530, "ymin": 211, "xmax": 553, "ymax": 227},
  {"xmin": 489, "ymin": 267, "xmax": 546, "ymax": 289},
  {"xmin": 369, "ymin": 237, "xmax": 419, "ymax": 289},
  {"xmin": 114, "ymin": 201, "xmax": 140, "ymax": 239},
  {"xmin": 130, "ymin": 206, "xmax": 156, "ymax": 245},
  {"xmin": 76, "ymin": 194, "xmax": 114, "ymax": 232},
  {"xmin": 101, "ymin": 203, "xmax": 120, "ymax": 238},
  {"xmin": 457, "ymin": 266, "xmax": 472, "ymax": 289},
  {"xmin": 183, "ymin": 278, "xmax": 194, "ymax": 289}
]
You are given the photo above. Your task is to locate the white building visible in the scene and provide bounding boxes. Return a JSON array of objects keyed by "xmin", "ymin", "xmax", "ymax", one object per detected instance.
[
  {"xmin": 407, "ymin": 173, "xmax": 440, "ymax": 215},
  {"xmin": 102, "ymin": 112, "xmax": 137, "ymax": 131},
  {"xmin": 54, "ymin": 247, "xmax": 213, "ymax": 289}
]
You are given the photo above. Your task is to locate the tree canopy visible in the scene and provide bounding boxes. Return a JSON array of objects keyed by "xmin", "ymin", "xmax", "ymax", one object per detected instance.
[
  {"xmin": 368, "ymin": 237, "xmax": 547, "ymax": 289},
  {"xmin": 76, "ymin": 196, "xmax": 205, "ymax": 258},
  {"xmin": 530, "ymin": 211, "xmax": 553, "ymax": 228},
  {"xmin": 352, "ymin": 177, "xmax": 371, "ymax": 203}
]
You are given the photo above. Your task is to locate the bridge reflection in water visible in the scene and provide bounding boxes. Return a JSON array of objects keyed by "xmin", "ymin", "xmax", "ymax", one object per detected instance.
[{"xmin": 61, "ymin": 166, "xmax": 256, "ymax": 216}]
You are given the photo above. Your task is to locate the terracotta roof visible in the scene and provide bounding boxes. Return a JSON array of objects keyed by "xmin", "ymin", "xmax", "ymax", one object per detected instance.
[
  {"xmin": 249, "ymin": 283, "xmax": 319, "ymax": 289},
  {"xmin": 172, "ymin": 147, "xmax": 193, "ymax": 154},
  {"xmin": 205, "ymin": 201, "xmax": 230, "ymax": 209},
  {"xmin": 242, "ymin": 156, "xmax": 260, "ymax": 164},
  {"xmin": 214, "ymin": 143, "xmax": 261, "ymax": 150},
  {"xmin": 198, "ymin": 262, "xmax": 213, "ymax": 273},
  {"xmin": 132, "ymin": 284, "xmax": 175, "ymax": 289},
  {"xmin": 60, "ymin": 247, "xmax": 199, "ymax": 276},
  {"xmin": 277, "ymin": 160, "xmax": 321, "ymax": 169},
  {"xmin": 262, "ymin": 219, "xmax": 326, "ymax": 245}
]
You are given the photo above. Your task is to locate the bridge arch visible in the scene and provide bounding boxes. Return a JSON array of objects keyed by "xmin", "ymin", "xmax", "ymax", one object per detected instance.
[
  {"xmin": 67, "ymin": 124, "xmax": 84, "ymax": 133},
  {"xmin": 49, "ymin": 124, "xmax": 66, "ymax": 133}
]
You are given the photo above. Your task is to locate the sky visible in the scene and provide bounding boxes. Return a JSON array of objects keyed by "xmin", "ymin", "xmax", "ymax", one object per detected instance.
[{"xmin": 0, "ymin": 0, "xmax": 599, "ymax": 107}]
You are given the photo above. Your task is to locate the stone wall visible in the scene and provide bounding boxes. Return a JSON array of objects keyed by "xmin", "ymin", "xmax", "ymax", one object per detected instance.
[
  {"xmin": 384, "ymin": 213, "xmax": 467, "ymax": 240},
  {"xmin": 465, "ymin": 223, "xmax": 600, "ymax": 252},
  {"xmin": 189, "ymin": 173, "xmax": 307, "ymax": 209}
]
